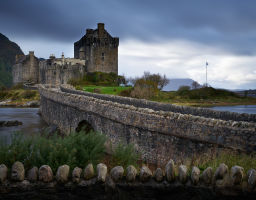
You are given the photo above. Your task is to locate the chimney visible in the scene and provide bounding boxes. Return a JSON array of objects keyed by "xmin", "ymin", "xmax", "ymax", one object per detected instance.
[
  {"xmin": 97, "ymin": 23, "xmax": 105, "ymax": 37},
  {"xmin": 86, "ymin": 29, "xmax": 93, "ymax": 35},
  {"xmin": 29, "ymin": 51, "xmax": 34, "ymax": 57},
  {"xmin": 29, "ymin": 51, "xmax": 34, "ymax": 61}
]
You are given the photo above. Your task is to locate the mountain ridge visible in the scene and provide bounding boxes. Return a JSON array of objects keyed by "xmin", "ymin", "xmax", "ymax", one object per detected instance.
[{"xmin": 0, "ymin": 33, "xmax": 24, "ymax": 87}]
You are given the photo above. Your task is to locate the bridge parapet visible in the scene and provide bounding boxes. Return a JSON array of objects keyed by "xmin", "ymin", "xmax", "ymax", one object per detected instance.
[
  {"xmin": 60, "ymin": 85, "xmax": 256, "ymax": 123},
  {"xmin": 39, "ymin": 84, "xmax": 256, "ymax": 165}
]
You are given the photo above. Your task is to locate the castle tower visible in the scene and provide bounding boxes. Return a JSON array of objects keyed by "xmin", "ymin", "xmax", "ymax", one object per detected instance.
[
  {"xmin": 74, "ymin": 23, "xmax": 119, "ymax": 74},
  {"xmin": 12, "ymin": 51, "xmax": 39, "ymax": 85}
]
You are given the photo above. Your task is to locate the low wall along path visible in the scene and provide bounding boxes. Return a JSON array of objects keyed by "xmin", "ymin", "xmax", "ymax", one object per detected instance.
[{"xmin": 0, "ymin": 160, "xmax": 256, "ymax": 199}]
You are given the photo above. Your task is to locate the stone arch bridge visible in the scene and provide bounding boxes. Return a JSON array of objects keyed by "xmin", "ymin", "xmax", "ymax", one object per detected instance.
[{"xmin": 39, "ymin": 84, "xmax": 256, "ymax": 165}]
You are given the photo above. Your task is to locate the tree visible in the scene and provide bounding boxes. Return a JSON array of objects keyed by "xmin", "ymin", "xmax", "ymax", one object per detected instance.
[
  {"xmin": 129, "ymin": 72, "xmax": 169, "ymax": 99},
  {"xmin": 142, "ymin": 71, "xmax": 169, "ymax": 90},
  {"xmin": 191, "ymin": 81, "xmax": 200, "ymax": 89}
]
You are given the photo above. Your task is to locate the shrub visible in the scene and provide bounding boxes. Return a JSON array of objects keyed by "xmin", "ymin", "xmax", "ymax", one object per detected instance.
[
  {"xmin": 0, "ymin": 130, "xmax": 107, "ymax": 172},
  {"xmin": 119, "ymin": 88, "xmax": 132, "ymax": 97},
  {"xmin": 131, "ymin": 78, "xmax": 159, "ymax": 99},
  {"xmin": 111, "ymin": 143, "xmax": 140, "ymax": 169},
  {"xmin": 93, "ymin": 88, "xmax": 101, "ymax": 93},
  {"xmin": 0, "ymin": 90, "xmax": 8, "ymax": 100},
  {"xmin": 22, "ymin": 90, "xmax": 37, "ymax": 99},
  {"xmin": 11, "ymin": 83, "xmax": 23, "ymax": 90}
]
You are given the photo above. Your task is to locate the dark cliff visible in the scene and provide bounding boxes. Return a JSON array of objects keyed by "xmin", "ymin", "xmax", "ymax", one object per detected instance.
[{"xmin": 0, "ymin": 33, "xmax": 24, "ymax": 87}]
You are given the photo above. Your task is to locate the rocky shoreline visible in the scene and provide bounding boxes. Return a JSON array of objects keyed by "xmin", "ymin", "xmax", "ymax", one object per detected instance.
[{"xmin": 0, "ymin": 100, "xmax": 40, "ymax": 107}]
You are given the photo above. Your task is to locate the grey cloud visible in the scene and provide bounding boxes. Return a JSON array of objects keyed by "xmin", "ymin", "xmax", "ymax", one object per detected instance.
[{"xmin": 1, "ymin": 0, "xmax": 256, "ymax": 54}]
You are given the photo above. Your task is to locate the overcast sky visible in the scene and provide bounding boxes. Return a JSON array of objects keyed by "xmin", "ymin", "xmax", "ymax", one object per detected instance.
[{"xmin": 1, "ymin": 0, "xmax": 256, "ymax": 89}]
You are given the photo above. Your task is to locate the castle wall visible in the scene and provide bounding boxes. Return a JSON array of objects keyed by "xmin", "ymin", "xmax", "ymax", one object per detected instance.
[
  {"xmin": 39, "ymin": 58, "xmax": 86, "ymax": 85},
  {"xmin": 12, "ymin": 52, "xmax": 39, "ymax": 84},
  {"xmin": 39, "ymin": 85, "xmax": 256, "ymax": 165}
]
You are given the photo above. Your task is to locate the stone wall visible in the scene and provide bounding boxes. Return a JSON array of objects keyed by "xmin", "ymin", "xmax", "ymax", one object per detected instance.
[
  {"xmin": 0, "ymin": 161, "xmax": 255, "ymax": 200},
  {"xmin": 12, "ymin": 51, "xmax": 39, "ymax": 84},
  {"xmin": 39, "ymin": 57, "xmax": 86, "ymax": 85},
  {"xmin": 60, "ymin": 85, "xmax": 256, "ymax": 122},
  {"xmin": 39, "ymin": 85, "xmax": 256, "ymax": 165}
]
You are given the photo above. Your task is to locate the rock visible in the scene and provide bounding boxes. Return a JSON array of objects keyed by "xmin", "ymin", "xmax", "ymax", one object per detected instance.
[
  {"xmin": 110, "ymin": 166, "xmax": 124, "ymax": 182},
  {"xmin": 126, "ymin": 165, "xmax": 137, "ymax": 182},
  {"xmin": 178, "ymin": 165, "xmax": 188, "ymax": 184},
  {"xmin": 84, "ymin": 163, "xmax": 94, "ymax": 180},
  {"xmin": 11, "ymin": 161, "xmax": 25, "ymax": 181},
  {"xmin": 105, "ymin": 176, "xmax": 115, "ymax": 190},
  {"xmin": 154, "ymin": 168, "xmax": 164, "ymax": 182},
  {"xmin": 39, "ymin": 165, "xmax": 53, "ymax": 183},
  {"xmin": 166, "ymin": 159, "xmax": 175, "ymax": 182},
  {"xmin": 97, "ymin": 163, "xmax": 107, "ymax": 182},
  {"xmin": 25, "ymin": 100, "xmax": 40, "ymax": 107},
  {"xmin": 214, "ymin": 163, "xmax": 228, "ymax": 180},
  {"xmin": 191, "ymin": 166, "xmax": 200, "ymax": 185},
  {"xmin": 0, "ymin": 120, "xmax": 23, "ymax": 127},
  {"xmin": 20, "ymin": 180, "xmax": 30, "ymax": 189},
  {"xmin": 27, "ymin": 167, "xmax": 38, "ymax": 182},
  {"xmin": 56, "ymin": 164, "xmax": 70, "ymax": 183},
  {"xmin": 0, "ymin": 164, "xmax": 8, "ymax": 183},
  {"xmin": 72, "ymin": 167, "xmax": 82, "ymax": 183},
  {"xmin": 231, "ymin": 166, "xmax": 244, "ymax": 185},
  {"xmin": 140, "ymin": 166, "xmax": 152, "ymax": 182},
  {"xmin": 202, "ymin": 167, "xmax": 213, "ymax": 185},
  {"xmin": 248, "ymin": 169, "xmax": 256, "ymax": 189}
]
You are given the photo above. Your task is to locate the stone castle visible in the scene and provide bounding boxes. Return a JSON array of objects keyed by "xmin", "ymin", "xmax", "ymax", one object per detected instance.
[{"xmin": 12, "ymin": 23, "xmax": 119, "ymax": 85}]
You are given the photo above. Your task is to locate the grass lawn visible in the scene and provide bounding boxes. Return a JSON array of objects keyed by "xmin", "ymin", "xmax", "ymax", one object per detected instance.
[
  {"xmin": 83, "ymin": 85, "xmax": 132, "ymax": 95},
  {"xmin": 150, "ymin": 90, "xmax": 256, "ymax": 107}
]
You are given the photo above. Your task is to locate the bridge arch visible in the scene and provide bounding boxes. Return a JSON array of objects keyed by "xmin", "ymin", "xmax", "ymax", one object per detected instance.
[{"xmin": 75, "ymin": 120, "xmax": 94, "ymax": 133}]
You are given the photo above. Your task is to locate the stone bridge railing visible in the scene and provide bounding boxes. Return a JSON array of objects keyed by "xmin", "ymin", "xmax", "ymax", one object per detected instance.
[
  {"xmin": 60, "ymin": 85, "xmax": 256, "ymax": 123},
  {"xmin": 0, "ymin": 161, "xmax": 256, "ymax": 199},
  {"xmin": 38, "ymin": 84, "xmax": 256, "ymax": 165}
]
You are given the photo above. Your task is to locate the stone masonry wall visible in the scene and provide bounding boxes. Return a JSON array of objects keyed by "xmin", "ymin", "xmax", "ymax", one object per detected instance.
[
  {"xmin": 39, "ymin": 58, "xmax": 86, "ymax": 85},
  {"xmin": 39, "ymin": 85, "xmax": 256, "ymax": 165},
  {"xmin": 12, "ymin": 52, "xmax": 39, "ymax": 84},
  {"xmin": 60, "ymin": 85, "xmax": 256, "ymax": 122}
]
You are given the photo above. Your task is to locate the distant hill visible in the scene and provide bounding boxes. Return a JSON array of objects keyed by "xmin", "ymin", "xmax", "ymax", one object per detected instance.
[
  {"xmin": 163, "ymin": 78, "xmax": 198, "ymax": 91},
  {"xmin": 0, "ymin": 33, "xmax": 24, "ymax": 87}
]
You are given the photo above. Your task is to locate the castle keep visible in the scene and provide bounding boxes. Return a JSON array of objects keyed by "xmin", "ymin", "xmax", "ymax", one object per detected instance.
[
  {"xmin": 12, "ymin": 23, "xmax": 119, "ymax": 85},
  {"xmin": 74, "ymin": 23, "xmax": 119, "ymax": 74}
]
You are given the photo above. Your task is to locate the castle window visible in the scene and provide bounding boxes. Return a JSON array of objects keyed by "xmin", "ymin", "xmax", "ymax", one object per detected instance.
[{"xmin": 101, "ymin": 52, "xmax": 105, "ymax": 61}]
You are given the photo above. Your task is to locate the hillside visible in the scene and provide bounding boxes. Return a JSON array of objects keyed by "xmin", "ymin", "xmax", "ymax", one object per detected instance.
[
  {"xmin": 0, "ymin": 33, "xmax": 24, "ymax": 87},
  {"xmin": 162, "ymin": 78, "xmax": 197, "ymax": 91}
]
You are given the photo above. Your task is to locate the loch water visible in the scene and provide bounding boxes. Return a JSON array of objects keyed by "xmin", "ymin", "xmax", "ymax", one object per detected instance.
[
  {"xmin": 210, "ymin": 105, "xmax": 256, "ymax": 114},
  {"xmin": 0, "ymin": 108, "xmax": 47, "ymax": 144}
]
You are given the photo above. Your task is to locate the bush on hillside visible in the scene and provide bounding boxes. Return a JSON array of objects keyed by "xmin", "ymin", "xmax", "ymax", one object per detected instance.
[
  {"xmin": 129, "ymin": 72, "xmax": 169, "ymax": 99},
  {"xmin": 68, "ymin": 72, "xmax": 126, "ymax": 87},
  {"xmin": 22, "ymin": 90, "xmax": 37, "ymax": 99}
]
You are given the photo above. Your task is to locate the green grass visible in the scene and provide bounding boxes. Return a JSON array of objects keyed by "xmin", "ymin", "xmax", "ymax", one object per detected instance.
[
  {"xmin": 0, "ymin": 87, "xmax": 39, "ymax": 105},
  {"xmin": 150, "ymin": 87, "xmax": 256, "ymax": 107},
  {"xmin": 111, "ymin": 143, "xmax": 140, "ymax": 169},
  {"xmin": 83, "ymin": 85, "xmax": 132, "ymax": 95},
  {"xmin": 0, "ymin": 130, "xmax": 140, "ymax": 173}
]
